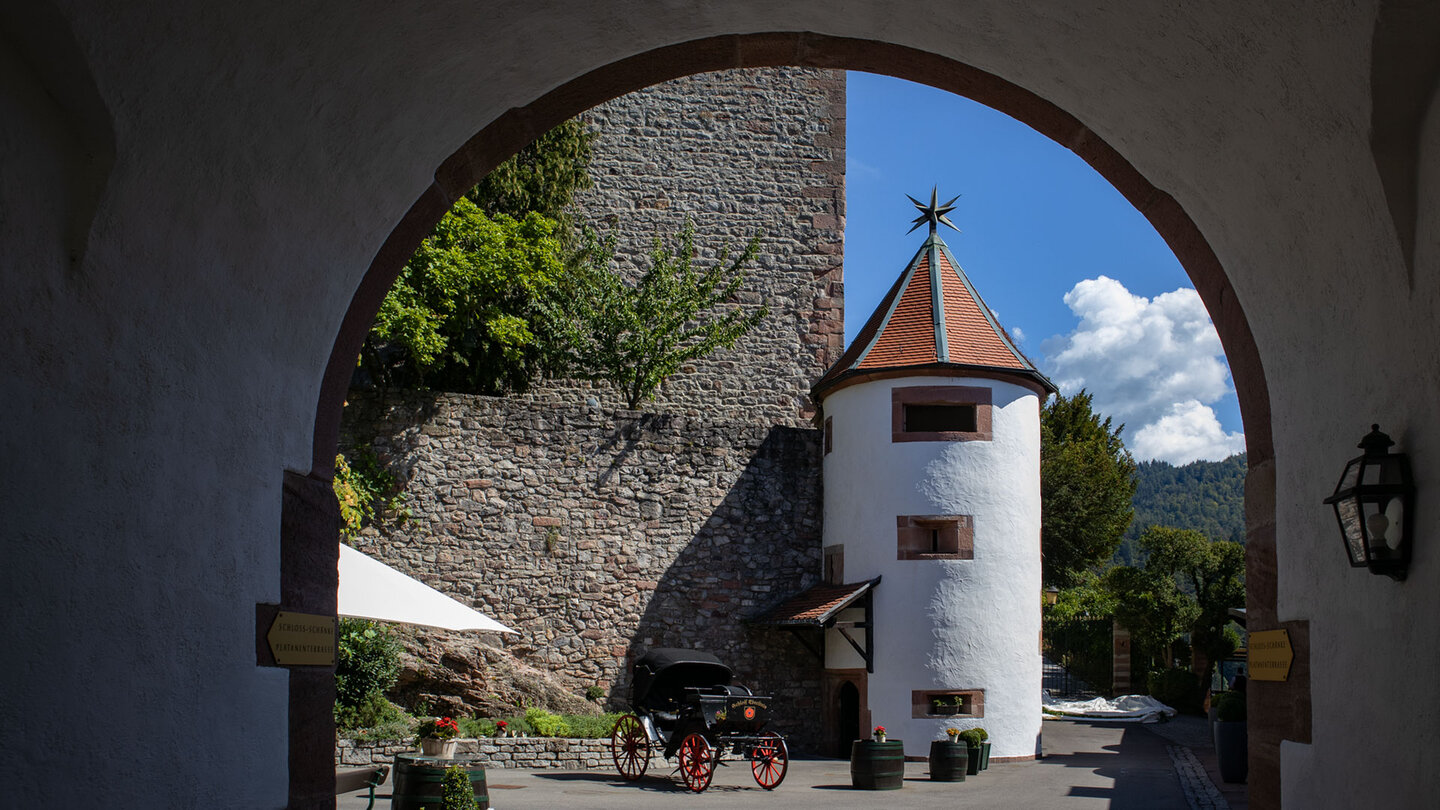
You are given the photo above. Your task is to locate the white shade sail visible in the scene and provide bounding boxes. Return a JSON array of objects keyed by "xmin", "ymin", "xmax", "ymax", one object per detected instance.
[{"xmin": 338, "ymin": 544, "xmax": 515, "ymax": 633}]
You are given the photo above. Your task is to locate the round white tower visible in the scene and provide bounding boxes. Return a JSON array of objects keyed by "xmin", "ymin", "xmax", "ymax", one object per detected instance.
[{"xmin": 811, "ymin": 191, "xmax": 1056, "ymax": 761}]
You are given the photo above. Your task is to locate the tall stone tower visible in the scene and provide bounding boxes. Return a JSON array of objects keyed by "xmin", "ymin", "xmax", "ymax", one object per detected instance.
[{"xmin": 809, "ymin": 192, "xmax": 1056, "ymax": 760}]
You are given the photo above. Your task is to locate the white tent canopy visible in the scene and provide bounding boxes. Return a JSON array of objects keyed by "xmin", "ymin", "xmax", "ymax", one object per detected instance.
[{"xmin": 338, "ymin": 544, "xmax": 515, "ymax": 633}]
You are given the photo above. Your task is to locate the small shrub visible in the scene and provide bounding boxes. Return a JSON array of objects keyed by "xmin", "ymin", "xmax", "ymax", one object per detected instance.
[
  {"xmin": 959, "ymin": 728, "xmax": 986, "ymax": 747},
  {"xmin": 1215, "ymin": 690, "xmax": 1246, "ymax": 723},
  {"xmin": 564, "ymin": 713, "xmax": 624, "ymax": 739},
  {"xmin": 335, "ymin": 693, "xmax": 414, "ymax": 740},
  {"xmin": 458, "ymin": 717, "xmax": 494, "ymax": 738},
  {"xmin": 335, "ymin": 619, "xmax": 402, "ymax": 710},
  {"xmin": 525, "ymin": 707, "xmax": 571, "ymax": 738},
  {"xmin": 585, "ymin": 685, "xmax": 606, "ymax": 702},
  {"xmin": 441, "ymin": 765, "xmax": 478, "ymax": 810},
  {"xmin": 1147, "ymin": 668, "xmax": 1203, "ymax": 715}
]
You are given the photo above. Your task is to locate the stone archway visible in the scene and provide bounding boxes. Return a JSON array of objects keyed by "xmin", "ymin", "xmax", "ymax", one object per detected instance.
[{"xmin": 296, "ymin": 32, "xmax": 1285, "ymax": 806}]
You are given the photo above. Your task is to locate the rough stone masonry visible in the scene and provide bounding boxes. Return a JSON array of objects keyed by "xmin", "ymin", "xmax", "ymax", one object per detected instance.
[{"xmin": 343, "ymin": 67, "xmax": 845, "ymax": 753}]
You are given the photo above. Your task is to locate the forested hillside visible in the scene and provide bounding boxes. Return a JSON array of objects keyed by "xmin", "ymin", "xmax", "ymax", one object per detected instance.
[{"xmin": 1115, "ymin": 453, "xmax": 1247, "ymax": 565}]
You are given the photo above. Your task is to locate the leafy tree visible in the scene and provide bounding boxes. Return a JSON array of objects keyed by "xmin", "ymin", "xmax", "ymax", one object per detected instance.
[
  {"xmin": 1104, "ymin": 562, "xmax": 1197, "ymax": 678},
  {"xmin": 1041, "ymin": 390, "xmax": 1137, "ymax": 586},
  {"xmin": 358, "ymin": 118, "xmax": 594, "ymax": 394},
  {"xmin": 361, "ymin": 202, "xmax": 566, "ymax": 393},
  {"xmin": 550, "ymin": 221, "xmax": 769, "ymax": 409},
  {"xmin": 1139, "ymin": 526, "xmax": 1246, "ymax": 684},
  {"xmin": 467, "ymin": 118, "xmax": 596, "ymax": 233},
  {"xmin": 333, "ymin": 449, "xmax": 406, "ymax": 540},
  {"xmin": 335, "ymin": 618, "xmax": 403, "ymax": 710},
  {"xmin": 1118, "ymin": 453, "xmax": 1247, "ymax": 564},
  {"xmin": 1042, "ymin": 573, "xmax": 1119, "ymax": 694}
]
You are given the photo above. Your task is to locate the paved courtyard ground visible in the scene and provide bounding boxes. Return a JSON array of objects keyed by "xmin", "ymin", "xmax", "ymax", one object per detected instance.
[{"xmin": 340, "ymin": 716, "xmax": 1248, "ymax": 809}]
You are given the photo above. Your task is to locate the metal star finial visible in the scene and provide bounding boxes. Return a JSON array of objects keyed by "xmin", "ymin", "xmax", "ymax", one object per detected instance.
[{"xmin": 906, "ymin": 186, "xmax": 961, "ymax": 235}]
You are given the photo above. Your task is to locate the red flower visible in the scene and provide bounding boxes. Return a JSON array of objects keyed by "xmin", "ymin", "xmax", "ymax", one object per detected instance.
[
  {"xmin": 874, "ymin": 726, "xmax": 885, "ymax": 733},
  {"xmin": 497, "ymin": 721, "xmax": 508, "ymax": 728}
]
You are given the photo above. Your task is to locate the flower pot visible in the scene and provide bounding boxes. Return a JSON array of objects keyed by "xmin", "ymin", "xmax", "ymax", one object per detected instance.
[
  {"xmin": 932, "ymin": 704, "xmax": 959, "ymax": 716},
  {"xmin": 1214, "ymin": 721, "xmax": 1247, "ymax": 783},
  {"xmin": 980, "ymin": 741, "xmax": 991, "ymax": 770},
  {"xmin": 964, "ymin": 743, "xmax": 982, "ymax": 775},
  {"xmin": 420, "ymin": 737, "xmax": 458, "ymax": 758}
]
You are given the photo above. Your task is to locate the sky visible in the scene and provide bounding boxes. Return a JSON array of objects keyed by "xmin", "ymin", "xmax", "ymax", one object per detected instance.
[{"xmin": 844, "ymin": 72, "xmax": 1245, "ymax": 466}]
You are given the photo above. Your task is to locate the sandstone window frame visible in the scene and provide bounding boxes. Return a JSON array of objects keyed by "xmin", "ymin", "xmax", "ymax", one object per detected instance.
[
  {"xmin": 912, "ymin": 689, "xmax": 985, "ymax": 719},
  {"xmin": 897, "ymin": 514, "xmax": 974, "ymax": 560},
  {"xmin": 891, "ymin": 385, "xmax": 992, "ymax": 443},
  {"xmin": 824, "ymin": 544, "xmax": 844, "ymax": 584}
]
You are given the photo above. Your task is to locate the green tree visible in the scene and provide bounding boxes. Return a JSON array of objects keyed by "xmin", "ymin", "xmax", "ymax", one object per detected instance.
[
  {"xmin": 361, "ymin": 202, "xmax": 566, "ymax": 393},
  {"xmin": 1139, "ymin": 526, "xmax": 1246, "ymax": 684},
  {"xmin": 335, "ymin": 618, "xmax": 403, "ymax": 710},
  {"xmin": 1041, "ymin": 390, "xmax": 1137, "ymax": 586},
  {"xmin": 1042, "ymin": 572, "xmax": 1119, "ymax": 694},
  {"xmin": 551, "ymin": 221, "xmax": 769, "ymax": 409},
  {"xmin": 1104, "ymin": 562, "xmax": 1197, "ymax": 676},
  {"xmin": 467, "ymin": 118, "xmax": 596, "ymax": 232}
]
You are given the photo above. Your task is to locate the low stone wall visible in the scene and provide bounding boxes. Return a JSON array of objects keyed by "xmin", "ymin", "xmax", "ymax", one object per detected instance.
[{"xmin": 337, "ymin": 737, "xmax": 611, "ymax": 770}]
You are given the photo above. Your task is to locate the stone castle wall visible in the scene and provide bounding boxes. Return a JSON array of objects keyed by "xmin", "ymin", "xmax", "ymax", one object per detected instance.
[
  {"xmin": 340, "ymin": 67, "xmax": 845, "ymax": 754},
  {"xmin": 559, "ymin": 67, "xmax": 846, "ymax": 426},
  {"xmin": 343, "ymin": 390, "xmax": 825, "ymax": 750}
]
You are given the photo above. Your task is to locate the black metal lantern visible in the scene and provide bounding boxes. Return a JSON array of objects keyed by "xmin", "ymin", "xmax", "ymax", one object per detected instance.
[{"xmin": 1323, "ymin": 424, "xmax": 1414, "ymax": 580}]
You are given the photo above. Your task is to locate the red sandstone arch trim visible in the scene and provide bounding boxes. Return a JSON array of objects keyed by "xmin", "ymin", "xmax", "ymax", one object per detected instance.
[{"xmin": 302, "ymin": 32, "xmax": 1285, "ymax": 807}]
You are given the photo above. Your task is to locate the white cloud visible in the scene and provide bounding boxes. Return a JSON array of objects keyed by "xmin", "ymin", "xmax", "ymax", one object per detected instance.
[
  {"xmin": 1131, "ymin": 401, "xmax": 1246, "ymax": 465},
  {"xmin": 1040, "ymin": 276, "xmax": 1243, "ymax": 464},
  {"xmin": 1010, "ymin": 325, "xmax": 1026, "ymax": 344}
]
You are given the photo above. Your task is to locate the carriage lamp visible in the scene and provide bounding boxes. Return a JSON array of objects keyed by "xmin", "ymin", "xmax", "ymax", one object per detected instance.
[
  {"xmin": 1323, "ymin": 424, "xmax": 1414, "ymax": 581},
  {"xmin": 1044, "ymin": 586, "xmax": 1060, "ymax": 606}
]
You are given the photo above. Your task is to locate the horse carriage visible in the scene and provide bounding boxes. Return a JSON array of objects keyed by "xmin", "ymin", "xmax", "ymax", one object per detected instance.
[{"xmin": 609, "ymin": 648, "xmax": 789, "ymax": 792}]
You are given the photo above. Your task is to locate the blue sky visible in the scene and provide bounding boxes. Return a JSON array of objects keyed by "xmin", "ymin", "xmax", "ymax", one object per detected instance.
[{"xmin": 844, "ymin": 72, "xmax": 1244, "ymax": 465}]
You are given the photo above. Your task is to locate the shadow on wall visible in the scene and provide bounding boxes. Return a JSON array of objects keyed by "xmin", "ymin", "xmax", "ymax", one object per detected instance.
[{"xmin": 620, "ymin": 425, "xmax": 825, "ymax": 754}]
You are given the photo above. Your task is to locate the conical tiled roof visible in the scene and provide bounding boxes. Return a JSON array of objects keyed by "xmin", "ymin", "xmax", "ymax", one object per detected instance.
[{"xmin": 813, "ymin": 230, "xmax": 1056, "ymax": 400}]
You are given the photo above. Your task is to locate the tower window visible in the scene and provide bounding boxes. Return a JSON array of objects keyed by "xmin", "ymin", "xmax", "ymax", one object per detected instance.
[
  {"xmin": 904, "ymin": 404, "xmax": 977, "ymax": 433},
  {"xmin": 897, "ymin": 515, "xmax": 974, "ymax": 560},
  {"xmin": 891, "ymin": 385, "xmax": 992, "ymax": 443}
]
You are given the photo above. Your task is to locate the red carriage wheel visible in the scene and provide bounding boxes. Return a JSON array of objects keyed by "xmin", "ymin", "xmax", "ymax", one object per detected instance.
[
  {"xmin": 610, "ymin": 714, "xmax": 650, "ymax": 781},
  {"xmin": 677, "ymin": 732, "xmax": 716, "ymax": 793},
  {"xmin": 750, "ymin": 731, "xmax": 788, "ymax": 790}
]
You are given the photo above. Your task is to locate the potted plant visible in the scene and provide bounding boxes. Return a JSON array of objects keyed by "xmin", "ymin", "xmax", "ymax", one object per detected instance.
[
  {"xmin": 959, "ymin": 728, "xmax": 985, "ymax": 775},
  {"xmin": 495, "ymin": 720, "xmax": 509, "ymax": 738},
  {"xmin": 873, "ymin": 725, "xmax": 887, "ymax": 743},
  {"xmin": 931, "ymin": 696, "xmax": 958, "ymax": 716},
  {"xmin": 416, "ymin": 716, "xmax": 461, "ymax": 758},
  {"xmin": 1213, "ymin": 691, "xmax": 1247, "ymax": 783}
]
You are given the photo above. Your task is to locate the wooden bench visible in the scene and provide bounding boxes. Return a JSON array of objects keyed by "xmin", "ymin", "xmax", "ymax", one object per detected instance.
[{"xmin": 336, "ymin": 764, "xmax": 390, "ymax": 809}]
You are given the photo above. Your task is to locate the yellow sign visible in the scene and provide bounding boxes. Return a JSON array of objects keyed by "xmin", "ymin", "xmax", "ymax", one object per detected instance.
[
  {"xmin": 267, "ymin": 611, "xmax": 336, "ymax": 666},
  {"xmin": 1247, "ymin": 628, "xmax": 1293, "ymax": 682}
]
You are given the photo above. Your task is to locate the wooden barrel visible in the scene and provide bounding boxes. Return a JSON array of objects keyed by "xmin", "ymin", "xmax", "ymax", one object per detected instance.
[
  {"xmin": 928, "ymin": 740, "xmax": 968, "ymax": 782},
  {"xmin": 392, "ymin": 754, "xmax": 489, "ymax": 809},
  {"xmin": 850, "ymin": 740, "xmax": 905, "ymax": 790}
]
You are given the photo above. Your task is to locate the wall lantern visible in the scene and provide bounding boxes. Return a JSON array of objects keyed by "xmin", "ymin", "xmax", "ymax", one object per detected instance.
[
  {"xmin": 1323, "ymin": 424, "xmax": 1414, "ymax": 581},
  {"xmin": 1043, "ymin": 586, "xmax": 1060, "ymax": 606}
]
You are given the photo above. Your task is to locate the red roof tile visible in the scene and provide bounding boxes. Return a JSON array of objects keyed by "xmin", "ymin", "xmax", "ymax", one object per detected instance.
[
  {"xmin": 813, "ymin": 232, "xmax": 1054, "ymax": 397},
  {"xmin": 759, "ymin": 579, "xmax": 878, "ymax": 626}
]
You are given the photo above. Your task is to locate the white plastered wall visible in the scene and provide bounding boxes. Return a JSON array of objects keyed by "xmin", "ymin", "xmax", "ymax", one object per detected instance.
[
  {"xmin": 822, "ymin": 377, "xmax": 1042, "ymax": 759},
  {"xmin": 3, "ymin": 0, "xmax": 1438, "ymax": 805}
]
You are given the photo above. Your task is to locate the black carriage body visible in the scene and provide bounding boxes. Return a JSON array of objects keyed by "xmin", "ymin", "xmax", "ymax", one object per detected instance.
[
  {"xmin": 630, "ymin": 648, "xmax": 776, "ymax": 756},
  {"xmin": 614, "ymin": 648, "xmax": 790, "ymax": 792}
]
